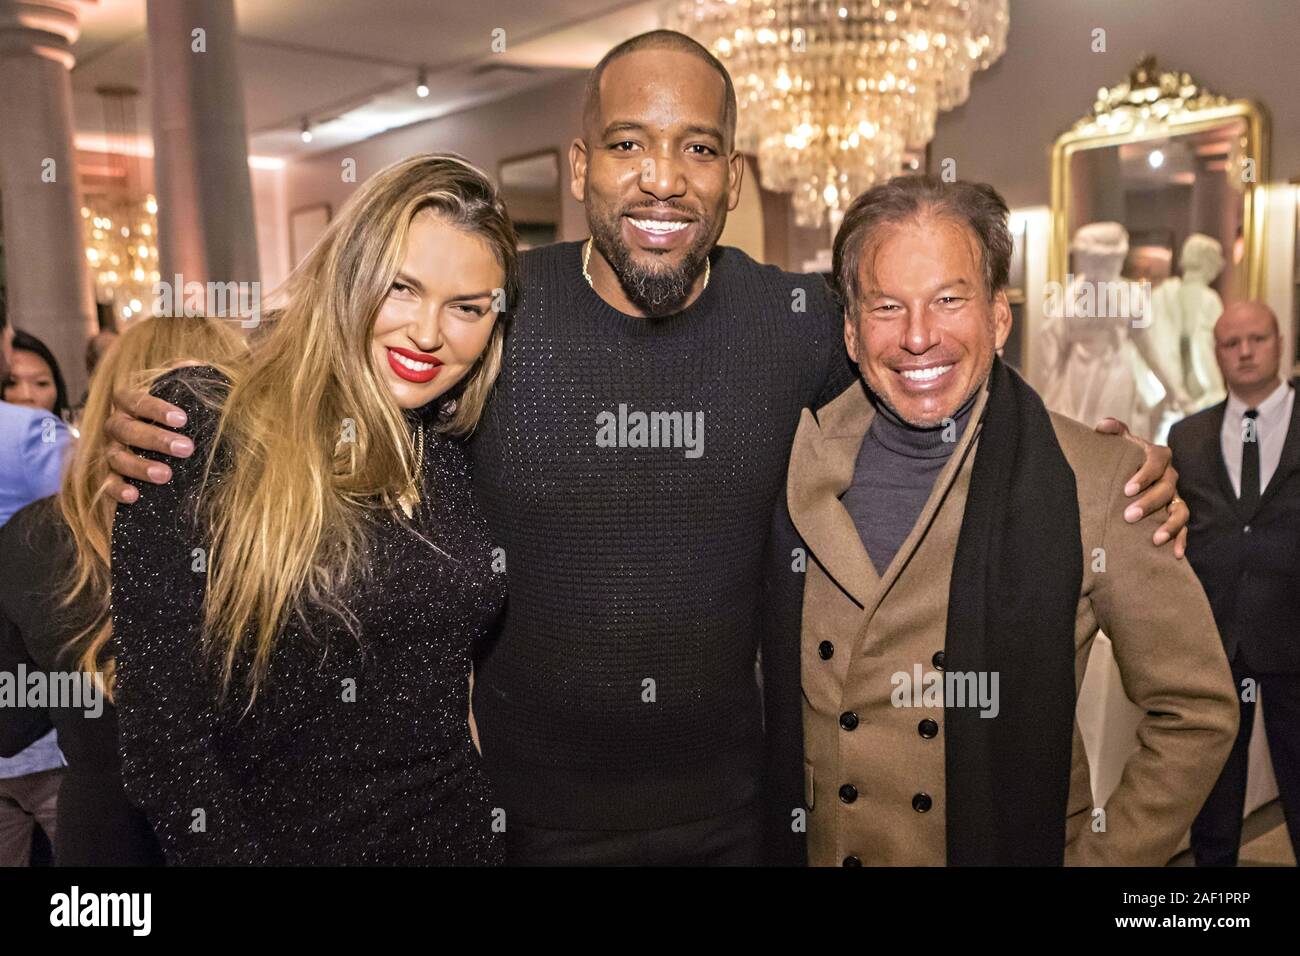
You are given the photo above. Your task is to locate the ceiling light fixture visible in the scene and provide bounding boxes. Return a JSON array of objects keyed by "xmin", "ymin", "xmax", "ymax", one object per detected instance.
[
  {"xmin": 671, "ymin": 0, "xmax": 1010, "ymax": 227},
  {"xmin": 416, "ymin": 67, "xmax": 429, "ymax": 98}
]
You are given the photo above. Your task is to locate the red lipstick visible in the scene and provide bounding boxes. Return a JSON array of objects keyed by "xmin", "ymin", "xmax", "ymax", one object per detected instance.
[{"xmin": 387, "ymin": 346, "xmax": 443, "ymax": 384}]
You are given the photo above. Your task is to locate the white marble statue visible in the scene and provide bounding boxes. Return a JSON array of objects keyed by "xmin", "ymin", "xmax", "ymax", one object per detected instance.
[
  {"xmin": 1146, "ymin": 234, "xmax": 1228, "ymax": 436},
  {"xmin": 1039, "ymin": 222, "xmax": 1186, "ymax": 438}
]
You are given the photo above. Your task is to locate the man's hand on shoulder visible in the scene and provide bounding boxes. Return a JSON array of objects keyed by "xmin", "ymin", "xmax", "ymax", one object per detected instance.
[
  {"xmin": 105, "ymin": 383, "xmax": 195, "ymax": 504},
  {"xmin": 1093, "ymin": 417, "xmax": 1188, "ymax": 558}
]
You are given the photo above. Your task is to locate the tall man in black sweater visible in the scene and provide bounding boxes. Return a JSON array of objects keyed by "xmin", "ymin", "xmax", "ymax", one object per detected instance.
[{"xmin": 102, "ymin": 30, "xmax": 1187, "ymax": 865}]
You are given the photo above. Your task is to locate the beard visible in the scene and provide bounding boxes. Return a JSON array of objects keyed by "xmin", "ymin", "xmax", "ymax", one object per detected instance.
[{"xmin": 588, "ymin": 205, "xmax": 715, "ymax": 317}]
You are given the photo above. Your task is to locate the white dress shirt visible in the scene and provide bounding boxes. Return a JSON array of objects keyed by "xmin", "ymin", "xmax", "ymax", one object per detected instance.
[{"xmin": 1220, "ymin": 379, "xmax": 1296, "ymax": 497}]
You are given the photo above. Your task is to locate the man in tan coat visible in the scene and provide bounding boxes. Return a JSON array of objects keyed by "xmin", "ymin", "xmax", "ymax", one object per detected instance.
[{"xmin": 775, "ymin": 175, "xmax": 1238, "ymax": 866}]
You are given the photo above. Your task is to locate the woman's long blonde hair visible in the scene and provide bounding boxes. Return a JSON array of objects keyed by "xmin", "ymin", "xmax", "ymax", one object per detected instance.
[
  {"xmin": 201, "ymin": 153, "xmax": 518, "ymax": 702},
  {"xmin": 62, "ymin": 316, "xmax": 249, "ymax": 691}
]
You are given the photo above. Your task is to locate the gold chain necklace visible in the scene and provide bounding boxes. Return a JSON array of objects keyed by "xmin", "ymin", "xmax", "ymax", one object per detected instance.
[
  {"xmin": 397, "ymin": 419, "xmax": 425, "ymax": 519},
  {"xmin": 581, "ymin": 237, "xmax": 709, "ymax": 292}
]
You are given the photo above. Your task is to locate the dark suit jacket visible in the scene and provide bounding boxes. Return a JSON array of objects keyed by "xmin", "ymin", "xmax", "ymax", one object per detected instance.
[
  {"xmin": 0, "ymin": 497, "xmax": 164, "ymax": 865},
  {"xmin": 1168, "ymin": 381, "xmax": 1300, "ymax": 674}
]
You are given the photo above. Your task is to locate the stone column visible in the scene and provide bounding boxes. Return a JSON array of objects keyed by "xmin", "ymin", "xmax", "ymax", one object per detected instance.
[
  {"xmin": 146, "ymin": 0, "xmax": 258, "ymax": 291},
  {"xmin": 0, "ymin": 0, "xmax": 97, "ymax": 400}
]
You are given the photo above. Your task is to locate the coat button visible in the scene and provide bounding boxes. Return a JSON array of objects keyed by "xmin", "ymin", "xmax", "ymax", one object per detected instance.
[
  {"xmin": 842, "ymin": 855, "xmax": 862, "ymax": 867},
  {"xmin": 912, "ymin": 792, "xmax": 933, "ymax": 813},
  {"xmin": 932, "ymin": 650, "xmax": 945, "ymax": 670},
  {"xmin": 839, "ymin": 783, "xmax": 858, "ymax": 803},
  {"xmin": 839, "ymin": 711, "xmax": 859, "ymax": 731},
  {"xmin": 918, "ymin": 718, "xmax": 939, "ymax": 739},
  {"xmin": 818, "ymin": 640, "xmax": 834, "ymax": 660}
]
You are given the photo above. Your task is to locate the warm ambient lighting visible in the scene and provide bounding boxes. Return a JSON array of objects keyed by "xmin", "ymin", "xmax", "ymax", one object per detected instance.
[
  {"xmin": 76, "ymin": 133, "xmax": 285, "ymax": 171},
  {"xmin": 670, "ymin": 0, "xmax": 1009, "ymax": 227},
  {"xmin": 83, "ymin": 194, "xmax": 159, "ymax": 322}
]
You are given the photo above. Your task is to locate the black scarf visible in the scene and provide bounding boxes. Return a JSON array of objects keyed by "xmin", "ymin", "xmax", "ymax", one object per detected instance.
[{"xmin": 944, "ymin": 357, "xmax": 1082, "ymax": 865}]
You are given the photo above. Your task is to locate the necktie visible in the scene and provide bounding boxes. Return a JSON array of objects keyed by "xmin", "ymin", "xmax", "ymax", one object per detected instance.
[{"xmin": 1240, "ymin": 408, "xmax": 1260, "ymax": 514}]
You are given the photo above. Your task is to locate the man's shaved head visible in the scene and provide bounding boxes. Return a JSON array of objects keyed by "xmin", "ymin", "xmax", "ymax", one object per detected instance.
[
  {"xmin": 1214, "ymin": 299, "xmax": 1283, "ymax": 399},
  {"xmin": 582, "ymin": 29, "xmax": 737, "ymax": 150},
  {"xmin": 570, "ymin": 29, "xmax": 745, "ymax": 317},
  {"xmin": 1215, "ymin": 300, "xmax": 1280, "ymax": 341}
]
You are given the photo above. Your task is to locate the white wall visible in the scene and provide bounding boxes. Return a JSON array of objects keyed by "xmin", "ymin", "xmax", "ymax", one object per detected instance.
[
  {"xmin": 278, "ymin": 73, "xmax": 589, "ymax": 254},
  {"xmin": 251, "ymin": 164, "xmax": 290, "ymax": 294}
]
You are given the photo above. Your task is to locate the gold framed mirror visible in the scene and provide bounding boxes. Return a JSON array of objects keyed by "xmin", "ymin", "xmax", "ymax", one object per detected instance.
[
  {"xmin": 1050, "ymin": 57, "xmax": 1268, "ymax": 300},
  {"xmin": 1044, "ymin": 57, "xmax": 1270, "ymax": 440},
  {"xmin": 1293, "ymin": 174, "xmax": 1300, "ymax": 373}
]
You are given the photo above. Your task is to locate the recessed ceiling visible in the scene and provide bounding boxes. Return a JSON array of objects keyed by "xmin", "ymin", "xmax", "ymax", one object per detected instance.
[{"xmin": 69, "ymin": 0, "xmax": 664, "ymax": 158}]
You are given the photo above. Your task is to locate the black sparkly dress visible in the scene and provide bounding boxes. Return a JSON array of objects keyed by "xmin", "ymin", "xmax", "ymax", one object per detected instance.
[{"xmin": 111, "ymin": 367, "xmax": 506, "ymax": 865}]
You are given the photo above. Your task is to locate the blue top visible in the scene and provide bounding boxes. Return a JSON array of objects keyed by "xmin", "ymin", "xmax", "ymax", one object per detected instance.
[
  {"xmin": 0, "ymin": 400, "xmax": 71, "ymax": 779},
  {"xmin": 0, "ymin": 401, "xmax": 71, "ymax": 527}
]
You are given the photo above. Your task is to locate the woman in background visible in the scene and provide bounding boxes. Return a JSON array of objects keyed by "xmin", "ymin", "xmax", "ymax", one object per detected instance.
[
  {"xmin": 0, "ymin": 315, "xmax": 248, "ymax": 866},
  {"xmin": 110, "ymin": 154, "xmax": 515, "ymax": 865},
  {"xmin": 4, "ymin": 330, "xmax": 72, "ymax": 422}
]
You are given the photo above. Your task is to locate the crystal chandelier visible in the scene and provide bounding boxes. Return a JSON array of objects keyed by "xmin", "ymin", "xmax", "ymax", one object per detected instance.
[
  {"xmin": 82, "ymin": 194, "xmax": 159, "ymax": 324},
  {"xmin": 81, "ymin": 85, "xmax": 160, "ymax": 324},
  {"xmin": 670, "ymin": 0, "xmax": 1009, "ymax": 227}
]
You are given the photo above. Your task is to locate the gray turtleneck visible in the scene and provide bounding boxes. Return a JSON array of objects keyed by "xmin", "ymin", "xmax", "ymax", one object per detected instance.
[{"xmin": 840, "ymin": 392, "xmax": 978, "ymax": 576}]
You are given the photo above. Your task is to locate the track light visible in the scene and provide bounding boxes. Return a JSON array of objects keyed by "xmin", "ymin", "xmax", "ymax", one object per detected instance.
[
  {"xmin": 416, "ymin": 67, "xmax": 429, "ymax": 98},
  {"xmin": 300, "ymin": 117, "xmax": 313, "ymax": 143}
]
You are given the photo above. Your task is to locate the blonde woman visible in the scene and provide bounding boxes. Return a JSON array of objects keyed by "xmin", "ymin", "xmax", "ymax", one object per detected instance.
[
  {"xmin": 109, "ymin": 154, "xmax": 517, "ymax": 865},
  {"xmin": 0, "ymin": 315, "xmax": 247, "ymax": 866}
]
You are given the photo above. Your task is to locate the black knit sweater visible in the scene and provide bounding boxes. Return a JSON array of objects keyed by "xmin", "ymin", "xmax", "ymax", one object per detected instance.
[{"xmin": 469, "ymin": 241, "xmax": 854, "ymax": 839}]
